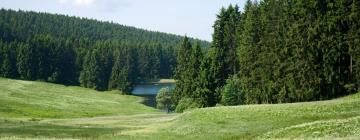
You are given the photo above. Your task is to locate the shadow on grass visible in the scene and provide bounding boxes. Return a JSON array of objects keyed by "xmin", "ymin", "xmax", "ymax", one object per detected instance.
[{"xmin": 0, "ymin": 120, "xmax": 123, "ymax": 139}]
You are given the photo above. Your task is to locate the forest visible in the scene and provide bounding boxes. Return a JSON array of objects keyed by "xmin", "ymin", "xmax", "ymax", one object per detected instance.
[
  {"xmin": 172, "ymin": 0, "xmax": 360, "ymax": 112},
  {"xmin": 0, "ymin": 9, "xmax": 209, "ymax": 92}
]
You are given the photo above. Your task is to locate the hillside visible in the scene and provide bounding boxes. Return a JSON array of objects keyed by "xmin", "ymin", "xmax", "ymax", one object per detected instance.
[
  {"xmin": 0, "ymin": 9, "xmax": 210, "ymax": 47},
  {"xmin": 0, "ymin": 78, "xmax": 359, "ymax": 140},
  {"xmin": 0, "ymin": 78, "xmax": 160, "ymax": 118}
]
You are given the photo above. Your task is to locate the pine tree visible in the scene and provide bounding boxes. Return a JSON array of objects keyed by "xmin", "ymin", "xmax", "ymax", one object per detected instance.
[
  {"xmin": 209, "ymin": 6, "xmax": 233, "ymax": 102},
  {"xmin": 348, "ymin": 0, "xmax": 360, "ymax": 91},
  {"xmin": 237, "ymin": 0, "xmax": 263, "ymax": 104},
  {"xmin": 108, "ymin": 47, "xmax": 135, "ymax": 93},
  {"xmin": 17, "ymin": 43, "xmax": 37, "ymax": 80},
  {"xmin": 32, "ymin": 35, "xmax": 52, "ymax": 81},
  {"xmin": 1, "ymin": 42, "xmax": 18, "ymax": 78},
  {"xmin": 79, "ymin": 49, "xmax": 102, "ymax": 90},
  {"xmin": 173, "ymin": 36, "xmax": 193, "ymax": 105},
  {"xmin": 0, "ymin": 40, "xmax": 3, "ymax": 74}
]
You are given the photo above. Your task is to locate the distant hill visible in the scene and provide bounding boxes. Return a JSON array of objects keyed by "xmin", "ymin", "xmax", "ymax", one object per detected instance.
[{"xmin": 0, "ymin": 9, "xmax": 210, "ymax": 47}]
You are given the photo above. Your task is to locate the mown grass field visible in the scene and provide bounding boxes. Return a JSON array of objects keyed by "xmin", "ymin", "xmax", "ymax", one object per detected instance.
[{"xmin": 0, "ymin": 78, "xmax": 359, "ymax": 140}]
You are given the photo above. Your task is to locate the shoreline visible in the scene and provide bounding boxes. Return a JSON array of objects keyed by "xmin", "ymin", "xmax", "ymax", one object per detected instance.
[{"xmin": 136, "ymin": 79, "xmax": 176, "ymax": 84}]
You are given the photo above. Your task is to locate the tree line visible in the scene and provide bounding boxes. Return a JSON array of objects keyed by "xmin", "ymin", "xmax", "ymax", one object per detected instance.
[
  {"xmin": 0, "ymin": 36, "xmax": 176, "ymax": 92},
  {"xmin": 0, "ymin": 9, "xmax": 209, "ymax": 93},
  {"xmin": 173, "ymin": 0, "xmax": 360, "ymax": 112}
]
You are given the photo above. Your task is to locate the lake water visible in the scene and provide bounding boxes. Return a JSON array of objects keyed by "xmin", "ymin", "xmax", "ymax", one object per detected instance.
[{"xmin": 131, "ymin": 83, "xmax": 175, "ymax": 107}]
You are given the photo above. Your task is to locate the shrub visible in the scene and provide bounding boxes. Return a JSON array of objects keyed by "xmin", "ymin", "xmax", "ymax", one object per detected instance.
[
  {"xmin": 344, "ymin": 84, "xmax": 357, "ymax": 94},
  {"xmin": 156, "ymin": 87, "xmax": 173, "ymax": 113},
  {"xmin": 221, "ymin": 76, "xmax": 244, "ymax": 106},
  {"xmin": 175, "ymin": 97, "xmax": 201, "ymax": 113}
]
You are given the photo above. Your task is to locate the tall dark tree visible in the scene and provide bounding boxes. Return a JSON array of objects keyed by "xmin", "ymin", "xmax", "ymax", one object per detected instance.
[
  {"xmin": 173, "ymin": 36, "xmax": 193, "ymax": 105},
  {"xmin": 209, "ymin": 5, "xmax": 242, "ymax": 102},
  {"xmin": 1, "ymin": 42, "xmax": 18, "ymax": 78},
  {"xmin": 79, "ymin": 49, "xmax": 102, "ymax": 90},
  {"xmin": 17, "ymin": 43, "xmax": 37, "ymax": 80},
  {"xmin": 194, "ymin": 51, "xmax": 217, "ymax": 106},
  {"xmin": 348, "ymin": 0, "xmax": 360, "ymax": 91},
  {"xmin": 0, "ymin": 43, "xmax": 2, "ymax": 75},
  {"xmin": 237, "ymin": 0, "xmax": 263, "ymax": 104},
  {"xmin": 108, "ymin": 47, "xmax": 135, "ymax": 93}
]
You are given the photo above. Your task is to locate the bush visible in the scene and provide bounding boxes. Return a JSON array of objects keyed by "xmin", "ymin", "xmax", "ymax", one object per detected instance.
[
  {"xmin": 221, "ymin": 76, "xmax": 244, "ymax": 106},
  {"xmin": 156, "ymin": 87, "xmax": 173, "ymax": 113},
  {"xmin": 175, "ymin": 97, "xmax": 201, "ymax": 113},
  {"xmin": 344, "ymin": 84, "xmax": 357, "ymax": 94}
]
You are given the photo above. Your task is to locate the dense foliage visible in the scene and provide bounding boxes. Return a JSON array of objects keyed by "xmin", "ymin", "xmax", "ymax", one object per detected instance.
[
  {"xmin": 221, "ymin": 75, "xmax": 244, "ymax": 106},
  {"xmin": 174, "ymin": 0, "xmax": 360, "ymax": 110},
  {"xmin": 0, "ymin": 9, "xmax": 209, "ymax": 92},
  {"xmin": 156, "ymin": 87, "xmax": 173, "ymax": 112},
  {"xmin": 173, "ymin": 37, "xmax": 206, "ymax": 111}
]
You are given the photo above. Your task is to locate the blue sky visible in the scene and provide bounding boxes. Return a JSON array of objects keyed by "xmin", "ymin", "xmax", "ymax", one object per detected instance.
[{"xmin": 0, "ymin": 0, "xmax": 247, "ymax": 41}]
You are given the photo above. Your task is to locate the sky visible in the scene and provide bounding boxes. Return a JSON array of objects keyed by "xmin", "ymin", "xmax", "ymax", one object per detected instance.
[{"xmin": 0, "ymin": 0, "xmax": 247, "ymax": 41}]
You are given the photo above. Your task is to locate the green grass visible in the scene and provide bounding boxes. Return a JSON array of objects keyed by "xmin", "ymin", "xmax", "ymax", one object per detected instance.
[
  {"xmin": 0, "ymin": 78, "xmax": 160, "ymax": 118},
  {"xmin": 0, "ymin": 77, "xmax": 359, "ymax": 140}
]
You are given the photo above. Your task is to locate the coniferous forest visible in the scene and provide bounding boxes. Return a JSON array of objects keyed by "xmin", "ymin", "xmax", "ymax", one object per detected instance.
[
  {"xmin": 0, "ymin": 9, "xmax": 209, "ymax": 92},
  {"xmin": 173, "ymin": 0, "xmax": 360, "ymax": 112}
]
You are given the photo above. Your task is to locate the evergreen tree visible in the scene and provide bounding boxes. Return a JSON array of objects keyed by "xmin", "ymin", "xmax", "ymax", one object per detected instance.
[
  {"xmin": 173, "ymin": 36, "xmax": 193, "ymax": 105},
  {"xmin": 108, "ymin": 47, "xmax": 135, "ymax": 93},
  {"xmin": 237, "ymin": 0, "xmax": 263, "ymax": 104},
  {"xmin": 17, "ymin": 43, "xmax": 37, "ymax": 80},
  {"xmin": 32, "ymin": 35, "xmax": 52, "ymax": 81},
  {"xmin": 195, "ymin": 51, "xmax": 218, "ymax": 106},
  {"xmin": 0, "ymin": 40, "xmax": 3, "ymax": 74},
  {"xmin": 1, "ymin": 42, "xmax": 18, "ymax": 78},
  {"xmin": 348, "ymin": 0, "xmax": 360, "ymax": 91},
  {"xmin": 224, "ymin": 5, "xmax": 241, "ymax": 75},
  {"xmin": 79, "ymin": 49, "xmax": 102, "ymax": 90},
  {"xmin": 209, "ymin": 6, "xmax": 234, "ymax": 102}
]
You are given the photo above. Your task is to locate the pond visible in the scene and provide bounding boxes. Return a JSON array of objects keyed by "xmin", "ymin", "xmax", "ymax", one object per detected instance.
[{"xmin": 131, "ymin": 83, "xmax": 175, "ymax": 108}]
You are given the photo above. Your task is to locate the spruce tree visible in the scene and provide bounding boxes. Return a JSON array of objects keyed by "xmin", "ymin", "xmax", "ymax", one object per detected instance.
[
  {"xmin": 108, "ymin": 47, "xmax": 135, "ymax": 93},
  {"xmin": 1, "ymin": 42, "xmax": 18, "ymax": 78},
  {"xmin": 17, "ymin": 43, "xmax": 37, "ymax": 80},
  {"xmin": 237, "ymin": 0, "xmax": 263, "ymax": 104},
  {"xmin": 173, "ymin": 36, "xmax": 193, "ymax": 106},
  {"xmin": 348, "ymin": 0, "xmax": 360, "ymax": 91},
  {"xmin": 0, "ymin": 40, "xmax": 3, "ymax": 74},
  {"xmin": 79, "ymin": 49, "xmax": 102, "ymax": 90}
]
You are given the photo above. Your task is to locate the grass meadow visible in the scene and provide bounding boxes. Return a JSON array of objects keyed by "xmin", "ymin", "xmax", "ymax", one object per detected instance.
[{"xmin": 0, "ymin": 78, "xmax": 359, "ymax": 140}]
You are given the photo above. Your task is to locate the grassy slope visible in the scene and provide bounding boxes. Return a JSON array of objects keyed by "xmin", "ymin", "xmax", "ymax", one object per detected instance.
[
  {"xmin": 0, "ymin": 78, "xmax": 160, "ymax": 118},
  {"xmin": 0, "ymin": 78, "xmax": 359, "ymax": 140},
  {"xmin": 162, "ymin": 93, "xmax": 360, "ymax": 140}
]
